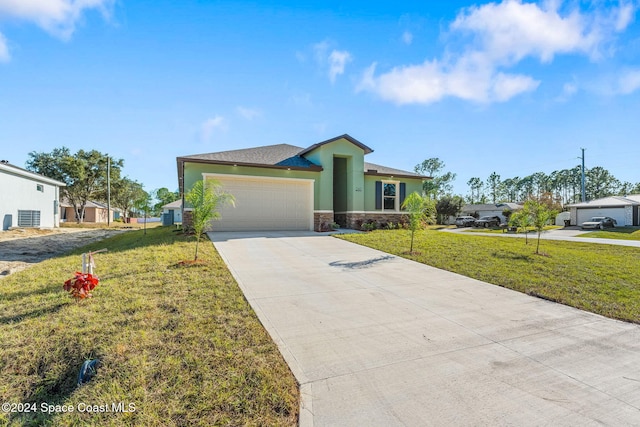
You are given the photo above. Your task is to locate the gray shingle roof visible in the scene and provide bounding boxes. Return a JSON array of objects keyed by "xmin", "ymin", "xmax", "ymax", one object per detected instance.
[
  {"xmin": 181, "ymin": 145, "xmax": 424, "ymax": 177},
  {"xmin": 181, "ymin": 144, "xmax": 318, "ymax": 168},
  {"xmin": 363, "ymin": 162, "xmax": 424, "ymax": 178},
  {"xmin": 162, "ymin": 200, "xmax": 182, "ymax": 209},
  {"xmin": 177, "ymin": 136, "xmax": 429, "ymax": 193}
]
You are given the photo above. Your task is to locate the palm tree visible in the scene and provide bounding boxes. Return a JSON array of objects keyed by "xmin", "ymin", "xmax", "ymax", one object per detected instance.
[{"xmin": 184, "ymin": 179, "xmax": 235, "ymax": 260}]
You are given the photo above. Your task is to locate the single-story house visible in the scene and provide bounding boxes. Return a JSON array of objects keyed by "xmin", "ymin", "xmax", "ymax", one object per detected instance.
[
  {"xmin": 0, "ymin": 161, "xmax": 65, "ymax": 230},
  {"xmin": 567, "ymin": 195, "xmax": 640, "ymax": 226},
  {"xmin": 460, "ymin": 203, "xmax": 523, "ymax": 223},
  {"xmin": 161, "ymin": 200, "xmax": 182, "ymax": 225},
  {"xmin": 177, "ymin": 134, "xmax": 429, "ymax": 231},
  {"xmin": 60, "ymin": 199, "xmax": 121, "ymax": 223}
]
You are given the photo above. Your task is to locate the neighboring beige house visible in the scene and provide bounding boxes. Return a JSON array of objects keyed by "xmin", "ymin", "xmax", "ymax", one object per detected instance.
[{"xmin": 60, "ymin": 199, "xmax": 120, "ymax": 223}]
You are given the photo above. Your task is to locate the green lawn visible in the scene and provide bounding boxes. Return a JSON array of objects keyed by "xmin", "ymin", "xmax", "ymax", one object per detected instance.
[
  {"xmin": 0, "ymin": 227, "xmax": 298, "ymax": 426},
  {"xmin": 577, "ymin": 226, "xmax": 640, "ymax": 240},
  {"xmin": 336, "ymin": 230, "xmax": 640, "ymax": 323},
  {"xmin": 464, "ymin": 225, "xmax": 561, "ymax": 234}
]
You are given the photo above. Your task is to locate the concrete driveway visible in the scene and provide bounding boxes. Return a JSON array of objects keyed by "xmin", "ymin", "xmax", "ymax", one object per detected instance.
[{"xmin": 210, "ymin": 231, "xmax": 640, "ymax": 426}]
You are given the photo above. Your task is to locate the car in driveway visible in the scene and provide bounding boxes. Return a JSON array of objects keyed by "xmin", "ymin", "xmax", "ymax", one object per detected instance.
[
  {"xmin": 455, "ymin": 216, "xmax": 476, "ymax": 227},
  {"xmin": 474, "ymin": 216, "xmax": 501, "ymax": 228},
  {"xmin": 581, "ymin": 216, "xmax": 617, "ymax": 230}
]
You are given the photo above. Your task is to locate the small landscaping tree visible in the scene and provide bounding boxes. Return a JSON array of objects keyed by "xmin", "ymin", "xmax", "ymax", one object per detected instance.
[
  {"xmin": 185, "ymin": 179, "xmax": 235, "ymax": 261},
  {"xmin": 524, "ymin": 199, "xmax": 556, "ymax": 255},
  {"xmin": 401, "ymin": 192, "xmax": 435, "ymax": 254},
  {"xmin": 509, "ymin": 210, "xmax": 533, "ymax": 244}
]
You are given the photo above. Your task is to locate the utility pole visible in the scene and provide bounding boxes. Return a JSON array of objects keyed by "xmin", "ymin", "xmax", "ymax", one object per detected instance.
[
  {"xmin": 107, "ymin": 155, "xmax": 111, "ymax": 227},
  {"xmin": 580, "ymin": 148, "xmax": 586, "ymax": 203}
]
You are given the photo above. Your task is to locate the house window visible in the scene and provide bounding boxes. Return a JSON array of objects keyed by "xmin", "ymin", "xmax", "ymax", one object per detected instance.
[
  {"xmin": 18, "ymin": 210, "xmax": 41, "ymax": 227},
  {"xmin": 375, "ymin": 181, "xmax": 407, "ymax": 211},
  {"xmin": 36, "ymin": 184, "xmax": 44, "ymax": 192},
  {"xmin": 383, "ymin": 183, "xmax": 397, "ymax": 210}
]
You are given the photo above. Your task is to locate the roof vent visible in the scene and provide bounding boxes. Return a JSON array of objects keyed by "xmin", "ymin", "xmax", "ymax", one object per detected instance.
[{"xmin": 0, "ymin": 160, "xmax": 8, "ymax": 164}]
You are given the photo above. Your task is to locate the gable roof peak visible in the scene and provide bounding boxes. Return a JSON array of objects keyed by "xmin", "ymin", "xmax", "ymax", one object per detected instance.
[{"xmin": 298, "ymin": 134, "xmax": 373, "ymax": 157}]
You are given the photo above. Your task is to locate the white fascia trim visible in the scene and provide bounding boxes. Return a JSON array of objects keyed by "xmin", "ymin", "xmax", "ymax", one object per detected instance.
[
  {"xmin": 0, "ymin": 163, "xmax": 67, "ymax": 187},
  {"xmin": 202, "ymin": 172, "xmax": 315, "ymax": 184},
  {"xmin": 314, "ymin": 210, "xmax": 334, "ymax": 214}
]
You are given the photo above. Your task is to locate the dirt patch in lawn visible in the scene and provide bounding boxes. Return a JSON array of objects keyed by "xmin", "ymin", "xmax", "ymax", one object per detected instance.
[{"xmin": 0, "ymin": 227, "xmax": 128, "ymax": 277}]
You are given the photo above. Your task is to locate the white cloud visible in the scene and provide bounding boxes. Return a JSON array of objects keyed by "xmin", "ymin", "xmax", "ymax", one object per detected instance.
[
  {"xmin": 0, "ymin": 0, "xmax": 113, "ymax": 61},
  {"xmin": 313, "ymin": 40, "xmax": 329, "ymax": 63},
  {"xmin": 236, "ymin": 106, "xmax": 261, "ymax": 120},
  {"xmin": 451, "ymin": 0, "xmax": 599, "ymax": 64},
  {"xmin": 328, "ymin": 49, "xmax": 352, "ymax": 83},
  {"xmin": 358, "ymin": 56, "xmax": 538, "ymax": 104},
  {"xmin": 0, "ymin": 33, "xmax": 9, "ymax": 62},
  {"xmin": 312, "ymin": 41, "xmax": 352, "ymax": 83},
  {"xmin": 201, "ymin": 116, "xmax": 227, "ymax": 141},
  {"xmin": 359, "ymin": 0, "xmax": 637, "ymax": 105},
  {"xmin": 289, "ymin": 92, "xmax": 313, "ymax": 108},
  {"xmin": 491, "ymin": 72, "xmax": 540, "ymax": 101},
  {"xmin": 617, "ymin": 69, "xmax": 640, "ymax": 94},
  {"xmin": 402, "ymin": 31, "xmax": 413, "ymax": 45},
  {"xmin": 614, "ymin": 2, "xmax": 636, "ymax": 31},
  {"xmin": 556, "ymin": 80, "xmax": 578, "ymax": 102},
  {"xmin": 0, "ymin": 0, "xmax": 114, "ymax": 39}
]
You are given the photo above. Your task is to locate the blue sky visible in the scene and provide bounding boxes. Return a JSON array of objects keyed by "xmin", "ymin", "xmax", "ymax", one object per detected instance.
[{"xmin": 1, "ymin": 0, "xmax": 639, "ymax": 197}]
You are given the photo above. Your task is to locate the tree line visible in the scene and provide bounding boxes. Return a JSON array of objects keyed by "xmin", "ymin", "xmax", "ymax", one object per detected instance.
[
  {"xmin": 415, "ymin": 158, "xmax": 640, "ymax": 223},
  {"xmin": 416, "ymin": 158, "xmax": 640, "ymax": 207},
  {"xmin": 26, "ymin": 147, "xmax": 179, "ymax": 223},
  {"xmin": 466, "ymin": 167, "xmax": 640, "ymax": 206}
]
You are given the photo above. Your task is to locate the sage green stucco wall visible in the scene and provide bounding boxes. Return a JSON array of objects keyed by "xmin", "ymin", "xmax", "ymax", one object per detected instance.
[
  {"xmin": 182, "ymin": 162, "xmax": 320, "ymax": 208},
  {"xmin": 302, "ymin": 138, "xmax": 366, "ymax": 211},
  {"xmin": 363, "ymin": 175, "xmax": 425, "ymax": 211}
]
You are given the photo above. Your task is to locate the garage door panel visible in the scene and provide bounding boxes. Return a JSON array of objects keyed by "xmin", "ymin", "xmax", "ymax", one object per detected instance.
[
  {"xmin": 206, "ymin": 176, "xmax": 313, "ymax": 231},
  {"xmin": 577, "ymin": 208, "xmax": 626, "ymax": 226}
]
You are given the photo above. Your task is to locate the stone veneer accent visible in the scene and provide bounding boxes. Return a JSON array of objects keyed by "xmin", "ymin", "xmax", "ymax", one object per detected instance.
[
  {"xmin": 314, "ymin": 212, "xmax": 334, "ymax": 232},
  {"xmin": 185, "ymin": 209, "xmax": 408, "ymax": 232},
  {"xmin": 333, "ymin": 213, "xmax": 347, "ymax": 228},
  {"xmin": 182, "ymin": 210, "xmax": 193, "ymax": 231}
]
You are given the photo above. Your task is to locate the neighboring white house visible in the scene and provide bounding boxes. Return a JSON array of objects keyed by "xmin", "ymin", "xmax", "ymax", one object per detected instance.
[
  {"xmin": 567, "ymin": 195, "xmax": 640, "ymax": 226},
  {"xmin": 161, "ymin": 200, "xmax": 182, "ymax": 225},
  {"xmin": 0, "ymin": 161, "xmax": 66, "ymax": 230}
]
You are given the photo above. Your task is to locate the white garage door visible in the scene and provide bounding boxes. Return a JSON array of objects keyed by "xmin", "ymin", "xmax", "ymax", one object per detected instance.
[
  {"xmin": 576, "ymin": 208, "xmax": 626, "ymax": 227},
  {"xmin": 205, "ymin": 174, "xmax": 314, "ymax": 231}
]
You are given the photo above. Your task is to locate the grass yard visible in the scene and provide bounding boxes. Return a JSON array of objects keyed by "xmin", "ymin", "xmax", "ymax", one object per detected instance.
[
  {"xmin": 464, "ymin": 225, "xmax": 561, "ymax": 234},
  {"xmin": 0, "ymin": 227, "xmax": 298, "ymax": 426},
  {"xmin": 577, "ymin": 226, "xmax": 640, "ymax": 241},
  {"xmin": 336, "ymin": 230, "xmax": 640, "ymax": 323}
]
